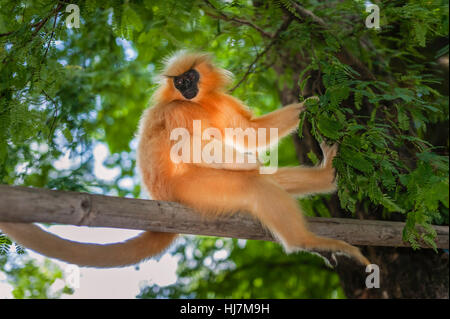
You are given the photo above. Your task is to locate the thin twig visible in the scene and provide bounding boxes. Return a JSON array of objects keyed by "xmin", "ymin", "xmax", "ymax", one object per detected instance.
[
  {"xmin": 284, "ymin": 1, "xmax": 376, "ymax": 81},
  {"xmin": 289, "ymin": 1, "xmax": 327, "ymax": 26},
  {"xmin": 43, "ymin": 9, "xmax": 59, "ymax": 59},
  {"xmin": 42, "ymin": 89, "xmax": 59, "ymax": 140},
  {"xmin": 202, "ymin": 0, "xmax": 273, "ymax": 38},
  {"xmin": 0, "ymin": 3, "xmax": 64, "ymax": 37},
  {"xmin": 229, "ymin": 17, "xmax": 293, "ymax": 93},
  {"xmin": 203, "ymin": 11, "xmax": 273, "ymax": 39}
]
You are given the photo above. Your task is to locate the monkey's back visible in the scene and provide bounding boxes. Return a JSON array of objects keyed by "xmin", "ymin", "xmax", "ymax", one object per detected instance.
[
  {"xmin": 137, "ymin": 101, "xmax": 207, "ymax": 200},
  {"xmin": 137, "ymin": 95, "xmax": 255, "ymax": 201},
  {"xmin": 137, "ymin": 105, "xmax": 174, "ymax": 201}
]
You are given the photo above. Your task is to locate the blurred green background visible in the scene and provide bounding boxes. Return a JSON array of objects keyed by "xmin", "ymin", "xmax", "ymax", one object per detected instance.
[{"xmin": 0, "ymin": 0, "xmax": 448, "ymax": 298}]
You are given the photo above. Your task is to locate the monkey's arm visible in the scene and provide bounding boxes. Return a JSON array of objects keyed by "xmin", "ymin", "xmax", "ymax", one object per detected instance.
[
  {"xmin": 194, "ymin": 137, "xmax": 260, "ymax": 170},
  {"xmin": 166, "ymin": 102, "xmax": 259, "ymax": 171},
  {"xmin": 235, "ymin": 97, "xmax": 317, "ymax": 151},
  {"xmin": 179, "ymin": 136, "xmax": 260, "ymax": 171}
]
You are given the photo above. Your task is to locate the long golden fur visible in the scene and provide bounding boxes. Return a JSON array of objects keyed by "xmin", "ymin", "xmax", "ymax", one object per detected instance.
[
  {"xmin": 0, "ymin": 51, "xmax": 369, "ymax": 267},
  {"xmin": 137, "ymin": 51, "xmax": 369, "ymax": 265}
]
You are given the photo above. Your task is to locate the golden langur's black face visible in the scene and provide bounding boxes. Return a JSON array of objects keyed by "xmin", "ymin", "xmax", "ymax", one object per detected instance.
[{"xmin": 173, "ymin": 69, "xmax": 200, "ymax": 99}]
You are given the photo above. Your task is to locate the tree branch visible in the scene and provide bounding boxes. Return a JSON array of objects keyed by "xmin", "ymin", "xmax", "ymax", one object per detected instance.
[
  {"xmin": 229, "ymin": 17, "xmax": 293, "ymax": 93},
  {"xmin": 202, "ymin": 0, "xmax": 273, "ymax": 38},
  {"xmin": 42, "ymin": 9, "xmax": 60, "ymax": 59},
  {"xmin": 0, "ymin": 3, "xmax": 64, "ymax": 37},
  {"xmin": 285, "ymin": 2, "xmax": 376, "ymax": 81},
  {"xmin": 0, "ymin": 185, "xmax": 448, "ymax": 249}
]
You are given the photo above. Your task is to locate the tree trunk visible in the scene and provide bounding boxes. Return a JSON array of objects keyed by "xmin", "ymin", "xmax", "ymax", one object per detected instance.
[{"xmin": 336, "ymin": 247, "xmax": 449, "ymax": 299}]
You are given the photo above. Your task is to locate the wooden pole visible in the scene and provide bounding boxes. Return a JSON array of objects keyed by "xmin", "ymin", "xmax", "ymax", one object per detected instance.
[{"xmin": 0, "ymin": 185, "xmax": 448, "ymax": 248}]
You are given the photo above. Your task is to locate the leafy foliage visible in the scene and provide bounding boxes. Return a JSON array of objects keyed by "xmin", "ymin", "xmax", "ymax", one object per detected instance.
[
  {"xmin": 300, "ymin": 55, "xmax": 449, "ymax": 248},
  {"xmin": 0, "ymin": 0, "xmax": 448, "ymax": 298},
  {"xmin": 138, "ymin": 236, "xmax": 345, "ymax": 299},
  {"xmin": 0, "ymin": 254, "xmax": 73, "ymax": 299}
]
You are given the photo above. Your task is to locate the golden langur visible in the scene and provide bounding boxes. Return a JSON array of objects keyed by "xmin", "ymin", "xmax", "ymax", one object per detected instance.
[{"xmin": 0, "ymin": 51, "xmax": 369, "ymax": 267}]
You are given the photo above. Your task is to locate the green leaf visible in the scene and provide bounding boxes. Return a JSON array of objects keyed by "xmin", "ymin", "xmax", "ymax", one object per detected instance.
[
  {"xmin": 339, "ymin": 146, "xmax": 374, "ymax": 173},
  {"xmin": 316, "ymin": 115, "xmax": 343, "ymax": 139},
  {"xmin": 397, "ymin": 107, "xmax": 410, "ymax": 131},
  {"xmin": 123, "ymin": 5, "xmax": 144, "ymax": 32},
  {"xmin": 413, "ymin": 22, "xmax": 427, "ymax": 47}
]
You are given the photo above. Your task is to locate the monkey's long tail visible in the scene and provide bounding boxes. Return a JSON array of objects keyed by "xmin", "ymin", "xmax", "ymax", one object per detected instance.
[{"xmin": 0, "ymin": 222, "xmax": 177, "ymax": 268}]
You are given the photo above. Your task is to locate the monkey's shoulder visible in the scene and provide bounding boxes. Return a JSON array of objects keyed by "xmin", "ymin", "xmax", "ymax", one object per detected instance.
[
  {"xmin": 153, "ymin": 100, "xmax": 204, "ymax": 116},
  {"xmin": 218, "ymin": 94, "xmax": 254, "ymax": 119},
  {"xmin": 143, "ymin": 101, "xmax": 207, "ymax": 134}
]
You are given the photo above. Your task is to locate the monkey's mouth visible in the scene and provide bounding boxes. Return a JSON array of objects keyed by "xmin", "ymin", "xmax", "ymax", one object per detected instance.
[{"xmin": 181, "ymin": 87, "xmax": 198, "ymax": 99}]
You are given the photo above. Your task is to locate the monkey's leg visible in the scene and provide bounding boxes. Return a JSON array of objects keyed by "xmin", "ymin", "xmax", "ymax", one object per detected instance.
[
  {"xmin": 171, "ymin": 167, "xmax": 369, "ymax": 265},
  {"xmin": 271, "ymin": 167, "xmax": 336, "ymax": 196},
  {"xmin": 246, "ymin": 176, "xmax": 369, "ymax": 266},
  {"xmin": 271, "ymin": 142, "xmax": 338, "ymax": 196}
]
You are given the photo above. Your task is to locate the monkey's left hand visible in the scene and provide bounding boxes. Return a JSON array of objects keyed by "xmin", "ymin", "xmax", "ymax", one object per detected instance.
[
  {"xmin": 302, "ymin": 96, "xmax": 320, "ymax": 109},
  {"xmin": 285, "ymin": 96, "xmax": 319, "ymax": 116}
]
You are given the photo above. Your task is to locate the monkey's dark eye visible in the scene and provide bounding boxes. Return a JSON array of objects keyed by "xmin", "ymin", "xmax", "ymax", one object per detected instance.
[
  {"xmin": 173, "ymin": 69, "xmax": 200, "ymax": 91},
  {"xmin": 186, "ymin": 69, "xmax": 199, "ymax": 81}
]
